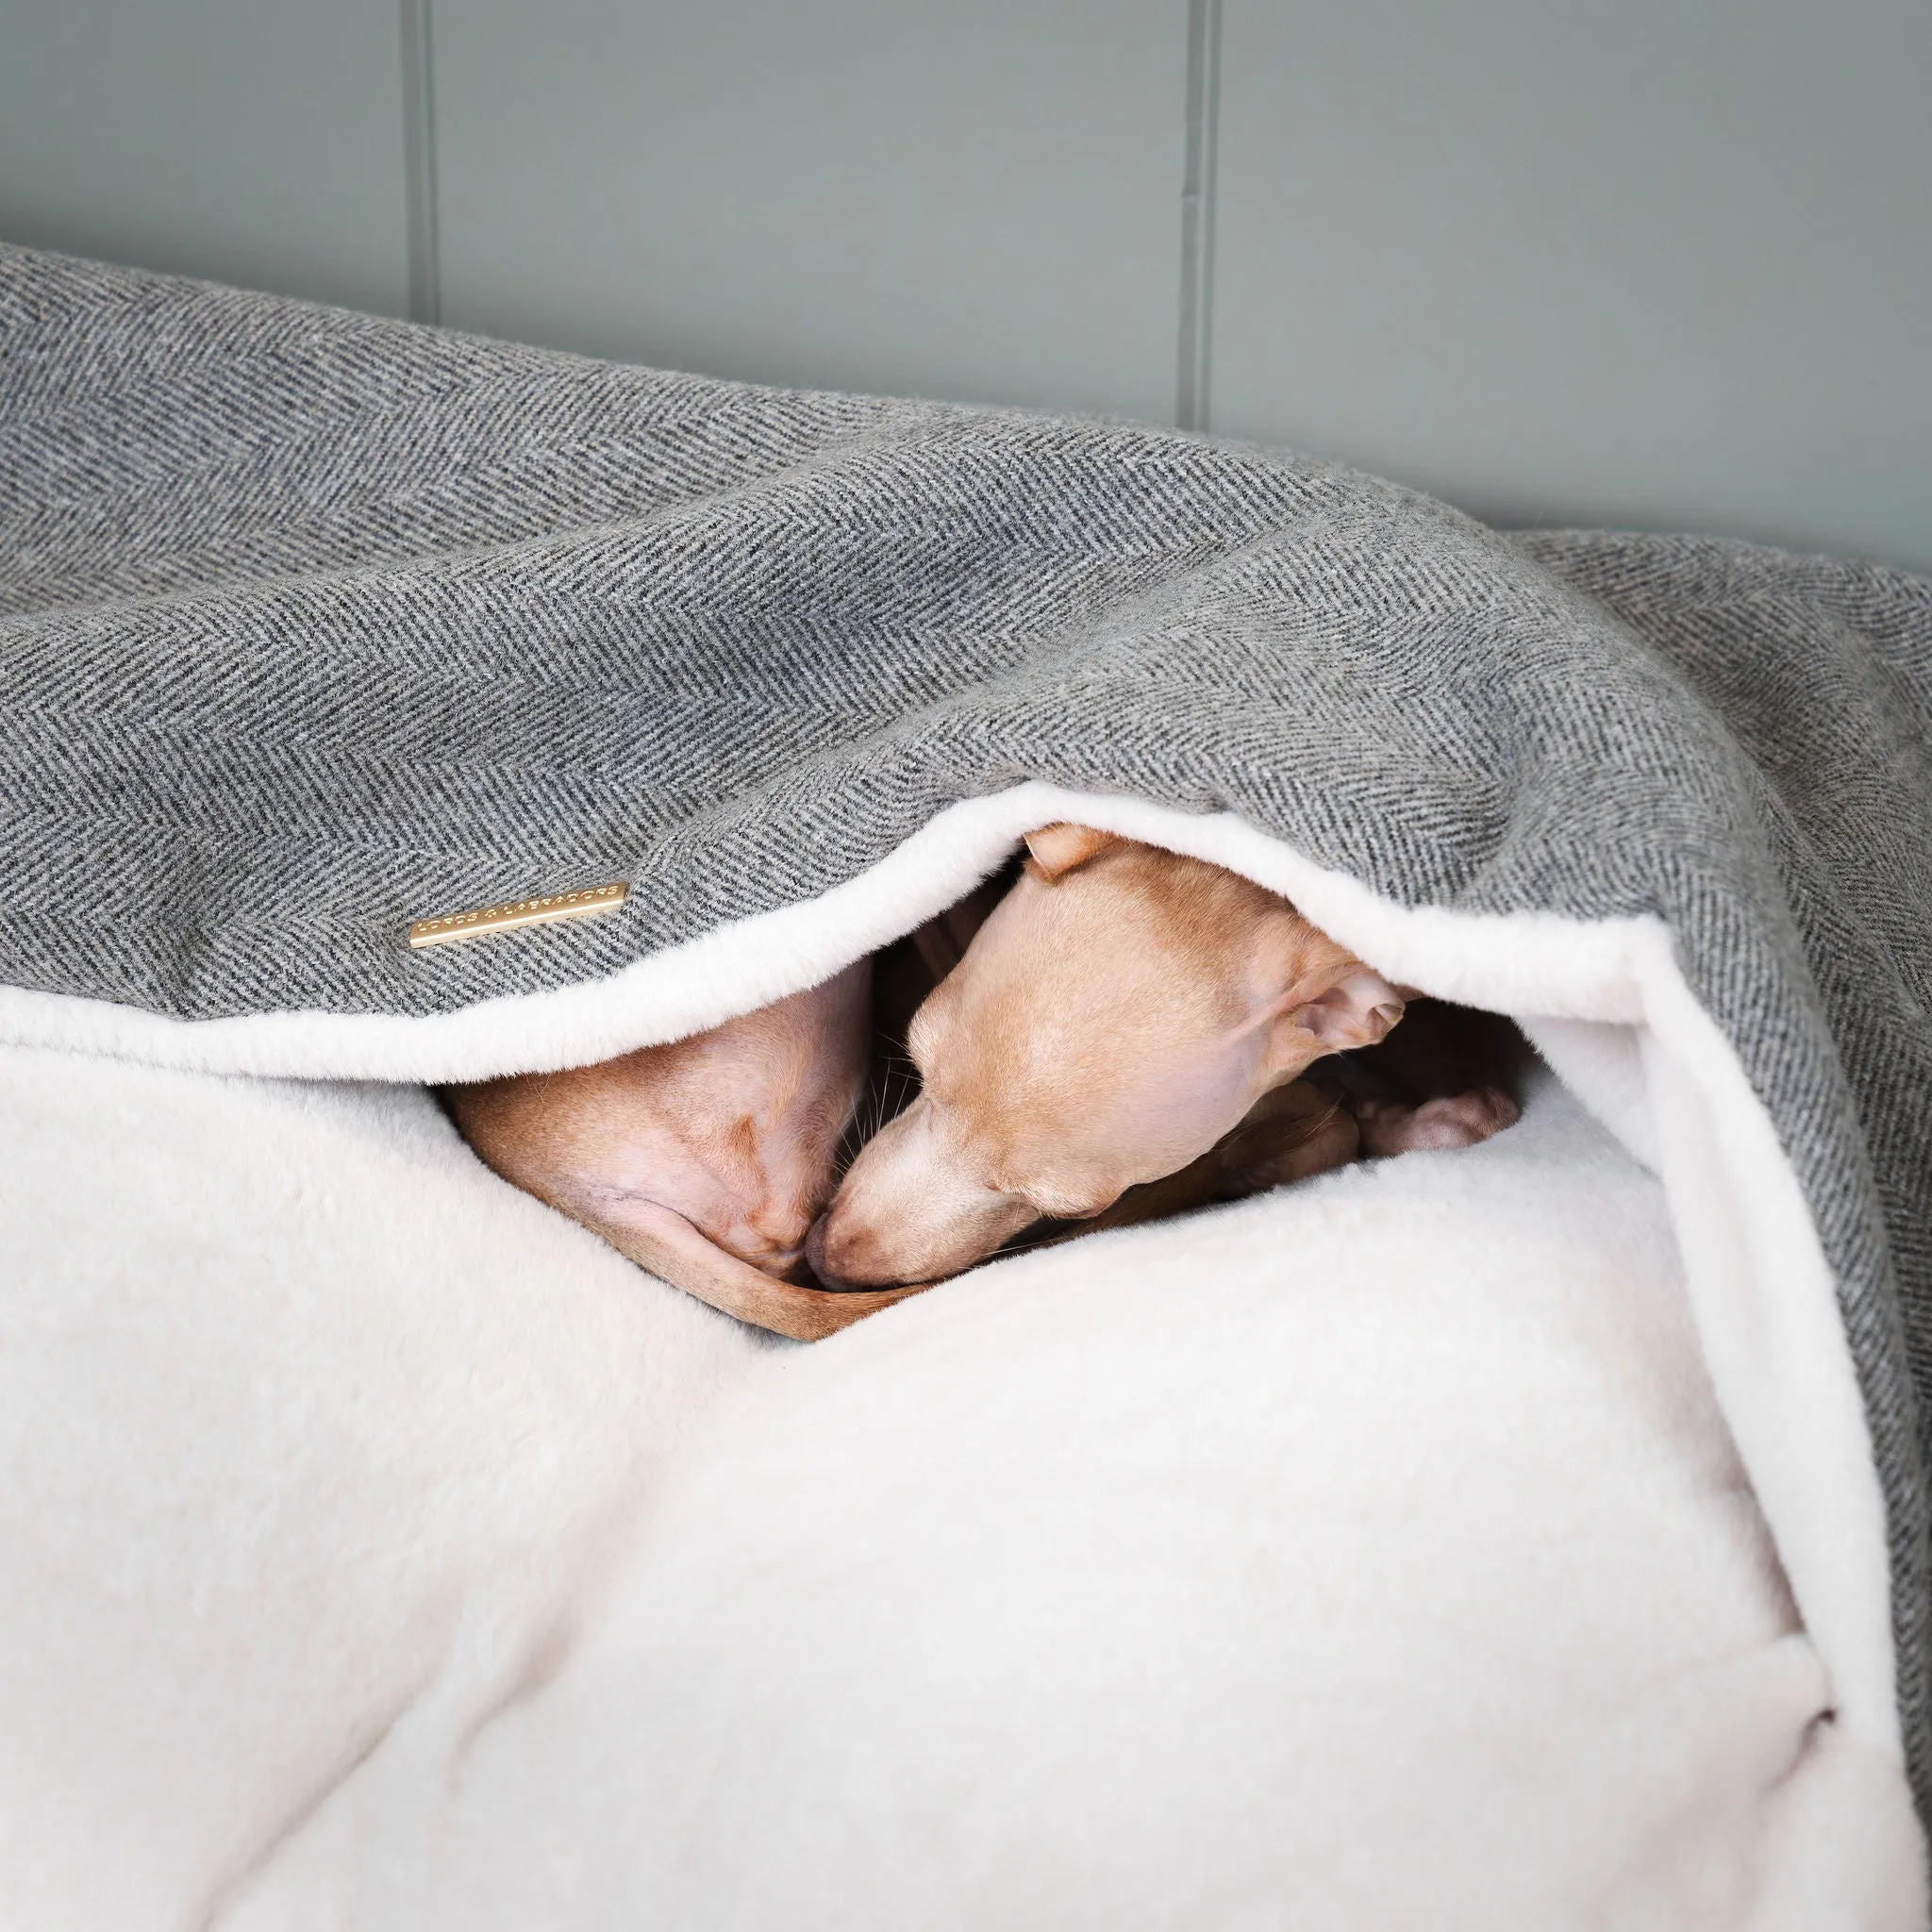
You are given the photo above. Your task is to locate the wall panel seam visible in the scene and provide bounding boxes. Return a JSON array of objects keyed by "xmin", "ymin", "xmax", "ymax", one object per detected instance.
[
  {"xmin": 401, "ymin": 0, "xmax": 441, "ymax": 325},
  {"xmin": 1176, "ymin": 0, "xmax": 1222, "ymax": 432}
]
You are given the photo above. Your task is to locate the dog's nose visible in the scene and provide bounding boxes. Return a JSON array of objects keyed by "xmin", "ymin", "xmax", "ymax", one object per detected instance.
[
  {"xmin": 805, "ymin": 1214, "xmax": 865, "ymax": 1293},
  {"xmin": 803, "ymin": 1216, "xmax": 845, "ymax": 1291}
]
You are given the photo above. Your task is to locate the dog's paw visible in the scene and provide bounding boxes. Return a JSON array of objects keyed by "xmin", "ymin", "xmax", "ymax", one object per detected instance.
[{"xmin": 1357, "ymin": 1086, "xmax": 1520, "ymax": 1158}]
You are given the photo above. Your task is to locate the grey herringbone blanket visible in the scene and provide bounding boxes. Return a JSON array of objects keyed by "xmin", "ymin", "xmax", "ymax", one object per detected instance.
[{"xmin": 4, "ymin": 243, "xmax": 1930, "ymax": 1809}]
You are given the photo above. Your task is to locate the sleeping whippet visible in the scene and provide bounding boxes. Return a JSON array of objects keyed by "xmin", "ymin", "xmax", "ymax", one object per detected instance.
[
  {"xmin": 445, "ymin": 826, "xmax": 1521, "ymax": 1338},
  {"xmin": 806, "ymin": 824, "xmax": 1518, "ymax": 1291}
]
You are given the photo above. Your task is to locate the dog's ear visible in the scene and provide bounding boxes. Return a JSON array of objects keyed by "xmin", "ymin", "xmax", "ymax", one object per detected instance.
[
  {"xmin": 1024, "ymin": 823, "xmax": 1119, "ymax": 881},
  {"xmin": 1277, "ymin": 968, "xmax": 1406, "ymax": 1056}
]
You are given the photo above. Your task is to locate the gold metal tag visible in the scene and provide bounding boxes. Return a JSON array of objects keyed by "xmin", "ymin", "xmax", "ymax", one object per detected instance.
[{"xmin": 408, "ymin": 880, "xmax": 627, "ymax": 949}]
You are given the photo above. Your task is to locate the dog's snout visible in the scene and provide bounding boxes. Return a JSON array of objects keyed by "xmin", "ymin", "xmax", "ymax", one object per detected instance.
[
  {"xmin": 805, "ymin": 1213, "xmax": 864, "ymax": 1292},
  {"xmin": 803, "ymin": 1217, "xmax": 841, "ymax": 1290}
]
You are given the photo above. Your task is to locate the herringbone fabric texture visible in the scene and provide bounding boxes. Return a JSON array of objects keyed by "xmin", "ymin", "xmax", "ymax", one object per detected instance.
[{"xmin": 4, "ymin": 244, "xmax": 1930, "ymax": 1812}]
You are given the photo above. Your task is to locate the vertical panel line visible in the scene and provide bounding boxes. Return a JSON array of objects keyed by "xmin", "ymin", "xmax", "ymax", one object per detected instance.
[
  {"xmin": 400, "ymin": 0, "xmax": 441, "ymax": 325},
  {"xmin": 1176, "ymin": 0, "xmax": 1222, "ymax": 433}
]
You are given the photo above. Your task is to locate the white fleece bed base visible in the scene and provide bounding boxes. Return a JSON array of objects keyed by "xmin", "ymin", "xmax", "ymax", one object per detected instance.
[{"xmin": 0, "ymin": 1040, "xmax": 1920, "ymax": 1930}]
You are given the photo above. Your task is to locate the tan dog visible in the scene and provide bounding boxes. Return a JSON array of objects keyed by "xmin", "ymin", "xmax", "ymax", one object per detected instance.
[
  {"xmin": 444, "ymin": 963, "xmax": 924, "ymax": 1341},
  {"xmin": 449, "ymin": 833, "xmax": 1517, "ymax": 1336},
  {"xmin": 808, "ymin": 825, "xmax": 1417, "ymax": 1290}
]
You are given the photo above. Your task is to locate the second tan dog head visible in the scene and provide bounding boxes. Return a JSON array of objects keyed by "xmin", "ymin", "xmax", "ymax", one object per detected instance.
[
  {"xmin": 808, "ymin": 827, "xmax": 1404, "ymax": 1289},
  {"xmin": 451, "ymin": 964, "xmax": 870, "ymax": 1283}
]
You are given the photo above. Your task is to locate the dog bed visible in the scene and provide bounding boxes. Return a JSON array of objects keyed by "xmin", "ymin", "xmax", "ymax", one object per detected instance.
[
  {"xmin": 2, "ymin": 244, "xmax": 1929, "ymax": 1924},
  {"xmin": 1, "ymin": 1047, "xmax": 1918, "ymax": 1928}
]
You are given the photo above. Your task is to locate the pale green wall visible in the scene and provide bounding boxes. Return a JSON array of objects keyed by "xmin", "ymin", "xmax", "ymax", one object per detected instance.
[
  {"xmin": 1214, "ymin": 0, "xmax": 1932, "ymax": 572},
  {"xmin": 434, "ymin": 0, "xmax": 1184, "ymax": 423},
  {"xmin": 0, "ymin": 0, "xmax": 410, "ymax": 317},
  {"xmin": 3, "ymin": 1, "xmax": 1925, "ymax": 570}
]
